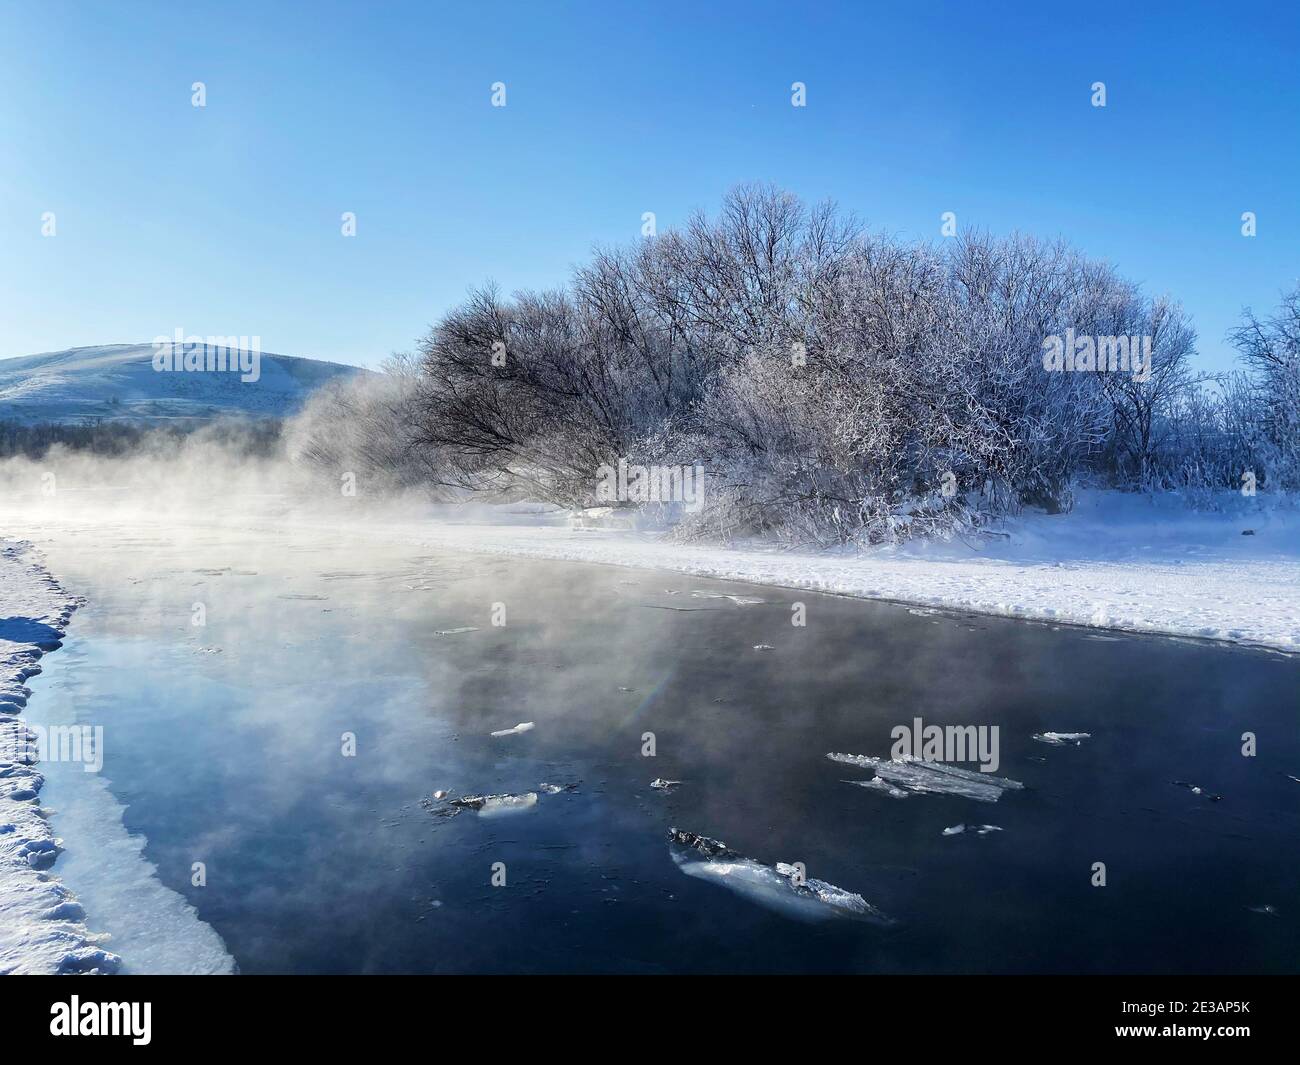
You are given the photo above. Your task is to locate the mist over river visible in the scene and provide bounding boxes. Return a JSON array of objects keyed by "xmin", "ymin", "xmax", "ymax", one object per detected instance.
[{"xmin": 11, "ymin": 511, "xmax": 1300, "ymax": 973}]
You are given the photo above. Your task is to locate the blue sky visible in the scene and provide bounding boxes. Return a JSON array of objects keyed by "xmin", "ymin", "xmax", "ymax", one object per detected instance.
[{"xmin": 1, "ymin": 0, "xmax": 1295, "ymax": 370}]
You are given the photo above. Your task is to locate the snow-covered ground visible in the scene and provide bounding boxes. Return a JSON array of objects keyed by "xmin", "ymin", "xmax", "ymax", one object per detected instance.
[
  {"xmin": 0, "ymin": 343, "xmax": 365, "ymax": 424},
  {"xmin": 0, "ymin": 538, "xmax": 117, "ymax": 973},
  {"xmin": 391, "ymin": 491, "xmax": 1300, "ymax": 653},
  {"xmin": 0, "ymin": 537, "xmax": 236, "ymax": 975}
]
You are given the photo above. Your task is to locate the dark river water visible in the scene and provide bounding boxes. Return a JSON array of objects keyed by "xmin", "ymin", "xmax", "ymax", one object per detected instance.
[{"xmin": 22, "ymin": 520, "xmax": 1300, "ymax": 973}]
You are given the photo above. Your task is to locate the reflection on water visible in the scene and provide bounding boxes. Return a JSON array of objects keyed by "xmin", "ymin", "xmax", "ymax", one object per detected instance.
[{"xmin": 20, "ymin": 519, "xmax": 1300, "ymax": 973}]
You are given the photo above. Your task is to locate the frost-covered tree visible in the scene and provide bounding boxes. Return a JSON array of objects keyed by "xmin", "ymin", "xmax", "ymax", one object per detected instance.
[
  {"xmin": 1229, "ymin": 286, "xmax": 1300, "ymax": 490},
  {"xmin": 373, "ymin": 185, "xmax": 1288, "ymax": 541}
]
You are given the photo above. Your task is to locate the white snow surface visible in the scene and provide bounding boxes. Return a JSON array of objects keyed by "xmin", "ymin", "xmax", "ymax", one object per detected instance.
[
  {"xmin": 0, "ymin": 538, "xmax": 117, "ymax": 973},
  {"xmin": 388, "ymin": 491, "xmax": 1300, "ymax": 653},
  {"xmin": 0, "ymin": 343, "xmax": 364, "ymax": 424},
  {"xmin": 0, "ymin": 538, "xmax": 234, "ymax": 975}
]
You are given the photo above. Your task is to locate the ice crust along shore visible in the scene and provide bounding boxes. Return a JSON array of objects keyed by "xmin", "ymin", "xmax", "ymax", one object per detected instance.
[
  {"xmin": 392, "ymin": 491, "xmax": 1300, "ymax": 654},
  {"xmin": 1, "ymin": 537, "xmax": 236, "ymax": 975},
  {"xmin": 0, "ymin": 538, "xmax": 117, "ymax": 974}
]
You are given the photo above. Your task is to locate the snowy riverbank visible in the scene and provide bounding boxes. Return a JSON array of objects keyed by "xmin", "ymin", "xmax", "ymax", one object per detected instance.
[
  {"xmin": 395, "ymin": 490, "xmax": 1300, "ymax": 653},
  {"xmin": 0, "ymin": 538, "xmax": 117, "ymax": 974}
]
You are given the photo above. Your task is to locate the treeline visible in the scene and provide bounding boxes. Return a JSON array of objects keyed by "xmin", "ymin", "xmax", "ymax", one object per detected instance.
[
  {"xmin": 0, "ymin": 418, "xmax": 284, "ymax": 461},
  {"xmin": 288, "ymin": 185, "xmax": 1300, "ymax": 543}
]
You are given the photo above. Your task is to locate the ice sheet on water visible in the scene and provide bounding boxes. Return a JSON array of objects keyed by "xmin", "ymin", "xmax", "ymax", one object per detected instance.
[
  {"xmin": 450, "ymin": 792, "xmax": 539, "ymax": 817},
  {"xmin": 1033, "ymin": 732, "xmax": 1091, "ymax": 745},
  {"xmin": 490, "ymin": 721, "xmax": 534, "ymax": 737},
  {"xmin": 667, "ymin": 829, "xmax": 891, "ymax": 925},
  {"xmin": 1172, "ymin": 780, "xmax": 1223, "ymax": 801},
  {"xmin": 828, "ymin": 753, "xmax": 1023, "ymax": 803},
  {"xmin": 432, "ymin": 780, "xmax": 577, "ymax": 817}
]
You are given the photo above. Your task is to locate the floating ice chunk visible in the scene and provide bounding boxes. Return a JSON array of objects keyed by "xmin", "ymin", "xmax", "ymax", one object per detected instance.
[
  {"xmin": 845, "ymin": 777, "xmax": 910, "ymax": 799},
  {"xmin": 436, "ymin": 627, "xmax": 480, "ymax": 636},
  {"xmin": 650, "ymin": 778, "xmax": 681, "ymax": 790},
  {"xmin": 450, "ymin": 792, "xmax": 538, "ymax": 817},
  {"xmin": 490, "ymin": 721, "xmax": 535, "ymax": 737},
  {"xmin": 828, "ymin": 753, "xmax": 1023, "ymax": 803},
  {"xmin": 668, "ymin": 829, "xmax": 890, "ymax": 924},
  {"xmin": 1172, "ymin": 780, "xmax": 1223, "ymax": 801},
  {"xmin": 431, "ymin": 780, "xmax": 574, "ymax": 816},
  {"xmin": 1033, "ymin": 732, "xmax": 1091, "ymax": 746}
]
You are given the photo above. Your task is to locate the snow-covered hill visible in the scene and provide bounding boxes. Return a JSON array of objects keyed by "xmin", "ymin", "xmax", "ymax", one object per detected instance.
[{"xmin": 0, "ymin": 344, "xmax": 366, "ymax": 425}]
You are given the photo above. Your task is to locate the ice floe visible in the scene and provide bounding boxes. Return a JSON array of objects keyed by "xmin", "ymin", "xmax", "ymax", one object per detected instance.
[
  {"xmin": 429, "ymin": 780, "xmax": 578, "ymax": 818},
  {"xmin": 1033, "ymin": 732, "xmax": 1091, "ymax": 746},
  {"xmin": 668, "ymin": 829, "xmax": 891, "ymax": 924},
  {"xmin": 828, "ymin": 753, "xmax": 1024, "ymax": 803},
  {"xmin": 1172, "ymin": 780, "xmax": 1223, "ymax": 801},
  {"xmin": 450, "ymin": 792, "xmax": 539, "ymax": 817},
  {"xmin": 490, "ymin": 721, "xmax": 535, "ymax": 737}
]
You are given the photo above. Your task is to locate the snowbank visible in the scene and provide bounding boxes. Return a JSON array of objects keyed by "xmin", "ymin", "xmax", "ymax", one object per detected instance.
[
  {"xmin": 0, "ymin": 538, "xmax": 118, "ymax": 973},
  {"xmin": 396, "ymin": 491, "xmax": 1300, "ymax": 653}
]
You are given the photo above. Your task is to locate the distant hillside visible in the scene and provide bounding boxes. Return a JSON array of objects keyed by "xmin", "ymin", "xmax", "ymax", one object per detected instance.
[{"xmin": 0, "ymin": 344, "xmax": 367, "ymax": 425}]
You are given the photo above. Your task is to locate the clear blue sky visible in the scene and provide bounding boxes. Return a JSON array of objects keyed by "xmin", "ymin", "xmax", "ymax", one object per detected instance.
[{"xmin": 1, "ymin": 0, "xmax": 1295, "ymax": 370}]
